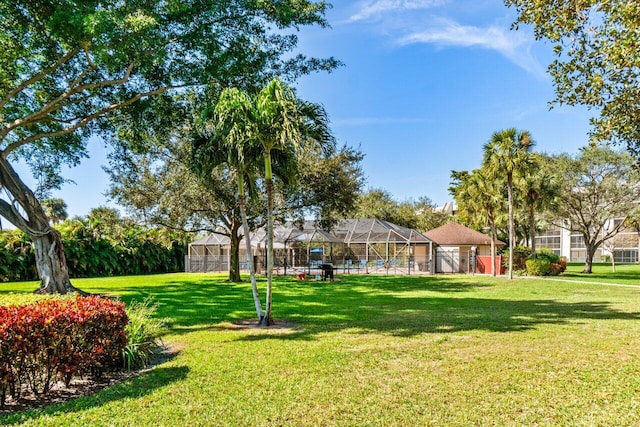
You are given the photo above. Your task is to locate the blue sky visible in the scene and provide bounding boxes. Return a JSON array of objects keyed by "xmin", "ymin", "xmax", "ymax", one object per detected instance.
[{"xmin": 15, "ymin": 0, "xmax": 594, "ymax": 221}]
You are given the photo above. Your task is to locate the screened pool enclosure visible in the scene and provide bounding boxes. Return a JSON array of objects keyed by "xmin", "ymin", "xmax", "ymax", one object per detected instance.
[{"xmin": 186, "ymin": 219, "xmax": 434, "ymax": 275}]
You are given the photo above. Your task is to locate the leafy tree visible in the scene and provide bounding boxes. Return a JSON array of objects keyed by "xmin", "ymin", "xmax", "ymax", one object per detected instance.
[
  {"xmin": 107, "ymin": 133, "xmax": 247, "ymax": 282},
  {"xmin": 506, "ymin": 0, "xmax": 640, "ymax": 151},
  {"xmin": 290, "ymin": 144, "xmax": 366, "ymax": 230},
  {"xmin": 0, "ymin": 0, "xmax": 338, "ymax": 294},
  {"xmin": 483, "ymin": 128, "xmax": 534, "ymax": 279},
  {"xmin": 353, "ymin": 188, "xmax": 406, "ymax": 225},
  {"xmin": 353, "ymin": 189, "xmax": 449, "ymax": 231},
  {"xmin": 548, "ymin": 144, "xmax": 640, "ymax": 273},
  {"xmin": 41, "ymin": 198, "xmax": 69, "ymax": 225}
]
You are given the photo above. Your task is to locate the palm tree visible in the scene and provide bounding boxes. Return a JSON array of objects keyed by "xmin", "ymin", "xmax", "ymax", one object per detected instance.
[
  {"xmin": 41, "ymin": 198, "xmax": 68, "ymax": 225},
  {"xmin": 450, "ymin": 168, "xmax": 504, "ymax": 276},
  {"xmin": 195, "ymin": 79, "xmax": 334, "ymax": 326},
  {"xmin": 253, "ymin": 77, "xmax": 334, "ymax": 326},
  {"xmin": 192, "ymin": 88, "xmax": 265, "ymax": 321},
  {"xmin": 518, "ymin": 153, "xmax": 559, "ymax": 257},
  {"xmin": 482, "ymin": 128, "xmax": 534, "ymax": 279}
]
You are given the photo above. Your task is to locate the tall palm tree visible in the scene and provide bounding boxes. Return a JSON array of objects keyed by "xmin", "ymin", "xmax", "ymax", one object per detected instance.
[
  {"xmin": 518, "ymin": 153, "xmax": 559, "ymax": 257},
  {"xmin": 451, "ymin": 168, "xmax": 504, "ymax": 276},
  {"xmin": 482, "ymin": 128, "xmax": 534, "ymax": 279},
  {"xmin": 194, "ymin": 87, "xmax": 265, "ymax": 321},
  {"xmin": 253, "ymin": 77, "xmax": 334, "ymax": 326}
]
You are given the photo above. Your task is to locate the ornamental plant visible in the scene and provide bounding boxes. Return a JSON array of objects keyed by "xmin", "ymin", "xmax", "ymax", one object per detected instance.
[{"xmin": 0, "ymin": 296, "xmax": 128, "ymax": 405}]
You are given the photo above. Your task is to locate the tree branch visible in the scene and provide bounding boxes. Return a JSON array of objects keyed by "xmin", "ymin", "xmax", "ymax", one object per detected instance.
[
  {"xmin": 3, "ymin": 85, "xmax": 179, "ymax": 156},
  {"xmin": 0, "ymin": 49, "xmax": 80, "ymax": 112}
]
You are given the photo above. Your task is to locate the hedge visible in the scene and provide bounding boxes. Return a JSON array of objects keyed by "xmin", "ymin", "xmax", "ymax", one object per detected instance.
[
  {"xmin": 0, "ymin": 297, "xmax": 128, "ymax": 405},
  {"xmin": 0, "ymin": 219, "xmax": 188, "ymax": 282}
]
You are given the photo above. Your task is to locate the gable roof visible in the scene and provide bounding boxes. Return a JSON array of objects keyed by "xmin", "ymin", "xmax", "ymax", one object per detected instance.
[{"xmin": 424, "ymin": 222, "xmax": 505, "ymax": 246}]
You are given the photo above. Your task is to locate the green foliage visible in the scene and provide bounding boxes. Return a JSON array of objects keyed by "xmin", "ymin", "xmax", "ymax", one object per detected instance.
[
  {"xmin": 549, "ymin": 145, "xmax": 640, "ymax": 273},
  {"xmin": 506, "ymin": 0, "xmax": 640, "ymax": 152},
  {"xmin": 535, "ymin": 247, "xmax": 560, "ymax": 264},
  {"xmin": 526, "ymin": 258, "xmax": 551, "ymax": 276},
  {"xmin": 0, "ymin": 217, "xmax": 188, "ymax": 281},
  {"xmin": 503, "ymin": 245, "xmax": 531, "ymax": 271},
  {"xmin": 122, "ymin": 298, "xmax": 166, "ymax": 371},
  {"xmin": 353, "ymin": 189, "xmax": 450, "ymax": 231}
]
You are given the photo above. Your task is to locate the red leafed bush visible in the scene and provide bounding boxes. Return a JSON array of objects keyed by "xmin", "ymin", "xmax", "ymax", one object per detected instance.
[{"xmin": 0, "ymin": 296, "xmax": 128, "ymax": 405}]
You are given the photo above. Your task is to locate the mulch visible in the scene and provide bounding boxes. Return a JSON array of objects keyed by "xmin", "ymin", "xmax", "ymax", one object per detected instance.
[{"xmin": 0, "ymin": 345, "xmax": 178, "ymax": 415}]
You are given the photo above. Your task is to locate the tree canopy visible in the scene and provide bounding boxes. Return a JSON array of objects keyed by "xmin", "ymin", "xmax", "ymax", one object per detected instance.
[
  {"xmin": 0, "ymin": 0, "xmax": 339, "ymax": 293},
  {"xmin": 547, "ymin": 144, "xmax": 640, "ymax": 273},
  {"xmin": 506, "ymin": 0, "xmax": 640, "ymax": 151}
]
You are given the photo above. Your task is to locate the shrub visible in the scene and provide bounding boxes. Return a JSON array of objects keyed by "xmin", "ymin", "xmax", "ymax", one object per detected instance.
[
  {"xmin": 526, "ymin": 258, "xmax": 551, "ymax": 276},
  {"xmin": 122, "ymin": 298, "xmax": 166, "ymax": 371},
  {"xmin": 0, "ymin": 296, "xmax": 128, "ymax": 405},
  {"xmin": 503, "ymin": 245, "xmax": 531, "ymax": 271},
  {"xmin": 536, "ymin": 247, "xmax": 560, "ymax": 264}
]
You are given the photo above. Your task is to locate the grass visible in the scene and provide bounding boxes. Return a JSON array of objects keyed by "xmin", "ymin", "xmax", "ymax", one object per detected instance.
[{"xmin": 2, "ymin": 267, "xmax": 640, "ymax": 426}]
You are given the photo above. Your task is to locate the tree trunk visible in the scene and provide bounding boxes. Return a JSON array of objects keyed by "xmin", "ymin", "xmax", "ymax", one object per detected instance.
[
  {"xmin": 260, "ymin": 153, "xmax": 274, "ymax": 327},
  {"xmin": 238, "ymin": 179, "xmax": 264, "ymax": 321},
  {"xmin": 0, "ymin": 155, "xmax": 85, "ymax": 294},
  {"xmin": 228, "ymin": 222, "xmax": 241, "ymax": 282},
  {"xmin": 490, "ymin": 219, "xmax": 497, "ymax": 277},
  {"xmin": 611, "ymin": 250, "xmax": 616, "ymax": 273},
  {"xmin": 529, "ymin": 205, "xmax": 536, "ymax": 257},
  {"xmin": 507, "ymin": 176, "xmax": 514, "ymax": 280},
  {"xmin": 582, "ymin": 244, "xmax": 595, "ymax": 273},
  {"xmin": 32, "ymin": 230, "xmax": 85, "ymax": 294}
]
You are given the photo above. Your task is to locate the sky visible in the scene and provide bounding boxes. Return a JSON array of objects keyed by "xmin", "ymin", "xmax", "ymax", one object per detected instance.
[{"xmin": 13, "ymin": 0, "xmax": 595, "ymax": 222}]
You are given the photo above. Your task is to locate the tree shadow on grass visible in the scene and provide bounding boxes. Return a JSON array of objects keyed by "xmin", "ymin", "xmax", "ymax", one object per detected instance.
[
  {"xmin": 0, "ymin": 365, "xmax": 189, "ymax": 426},
  {"xmin": 110, "ymin": 274, "xmax": 494, "ymax": 333},
  {"xmin": 188, "ymin": 274, "xmax": 640, "ymax": 341}
]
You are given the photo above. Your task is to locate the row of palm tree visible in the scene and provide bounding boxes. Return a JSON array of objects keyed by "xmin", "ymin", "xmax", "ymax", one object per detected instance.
[
  {"xmin": 192, "ymin": 78, "xmax": 334, "ymax": 326},
  {"xmin": 452, "ymin": 128, "xmax": 557, "ymax": 279}
]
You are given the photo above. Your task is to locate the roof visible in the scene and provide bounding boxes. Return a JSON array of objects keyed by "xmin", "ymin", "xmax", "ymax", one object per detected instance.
[
  {"xmin": 189, "ymin": 218, "xmax": 432, "ymax": 246},
  {"xmin": 332, "ymin": 218, "xmax": 432, "ymax": 244},
  {"xmin": 424, "ymin": 222, "xmax": 505, "ymax": 246},
  {"xmin": 190, "ymin": 233, "xmax": 230, "ymax": 246}
]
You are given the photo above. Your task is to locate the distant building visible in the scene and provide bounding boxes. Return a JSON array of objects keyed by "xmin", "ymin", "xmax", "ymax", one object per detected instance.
[{"xmin": 535, "ymin": 222, "xmax": 639, "ymax": 263}]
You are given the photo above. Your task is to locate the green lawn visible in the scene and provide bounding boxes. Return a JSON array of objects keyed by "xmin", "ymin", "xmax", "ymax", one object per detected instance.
[{"xmin": 2, "ymin": 268, "xmax": 640, "ymax": 426}]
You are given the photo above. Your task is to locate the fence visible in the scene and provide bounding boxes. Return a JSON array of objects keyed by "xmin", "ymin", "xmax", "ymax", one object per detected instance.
[{"xmin": 185, "ymin": 254, "xmax": 433, "ymax": 275}]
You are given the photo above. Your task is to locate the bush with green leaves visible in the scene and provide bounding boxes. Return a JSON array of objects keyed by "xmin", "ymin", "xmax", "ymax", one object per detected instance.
[
  {"xmin": 503, "ymin": 245, "xmax": 532, "ymax": 271},
  {"xmin": 0, "ymin": 217, "xmax": 188, "ymax": 281},
  {"xmin": 122, "ymin": 298, "xmax": 166, "ymax": 371},
  {"xmin": 535, "ymin": 247, "xmax": 560, "ymax": 264},
  {"xmin": 526, "ymin": 258, "xmax": 551, "ymax": 276}
]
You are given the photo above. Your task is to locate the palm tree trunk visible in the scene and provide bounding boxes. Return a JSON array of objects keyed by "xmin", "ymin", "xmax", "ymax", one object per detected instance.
[
  {"xmin": 529, "ymin": 204, "xmax": 536, "ymax": 257},
  {"xmin": 507, "ymin": 176, "xmax": 514, "ymax": 280},
  {"xmin": 260, "ymin": 152, "xmax": 274, "ymax": 326},
  {"xmin": 238, "ymin": 175, "xmax": 264, "ymax": 321}
]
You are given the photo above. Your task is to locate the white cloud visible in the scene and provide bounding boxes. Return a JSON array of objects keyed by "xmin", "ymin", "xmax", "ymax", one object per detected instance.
[
  {"xmin": 398, "ymin": 19, "xmax": 546, "ymax": 77},
  {"xmin": 349, "ymin": 0, "xmax": 449, "ymax": 22}
]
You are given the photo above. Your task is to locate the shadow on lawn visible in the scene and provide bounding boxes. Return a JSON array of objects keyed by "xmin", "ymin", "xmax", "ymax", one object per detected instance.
[
  {"xmin": 110, "ymin": 273, "xmax": 640, "ymax": 340},
  {"xmin": 1, "ymin": 365, "xmax": 189, "ymax": 426}
]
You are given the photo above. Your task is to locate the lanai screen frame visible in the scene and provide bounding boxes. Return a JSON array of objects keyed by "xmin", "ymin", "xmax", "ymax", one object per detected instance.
[{"xmin": 331, "ymin": 219, "xmax": 433, "ymax": 273}]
